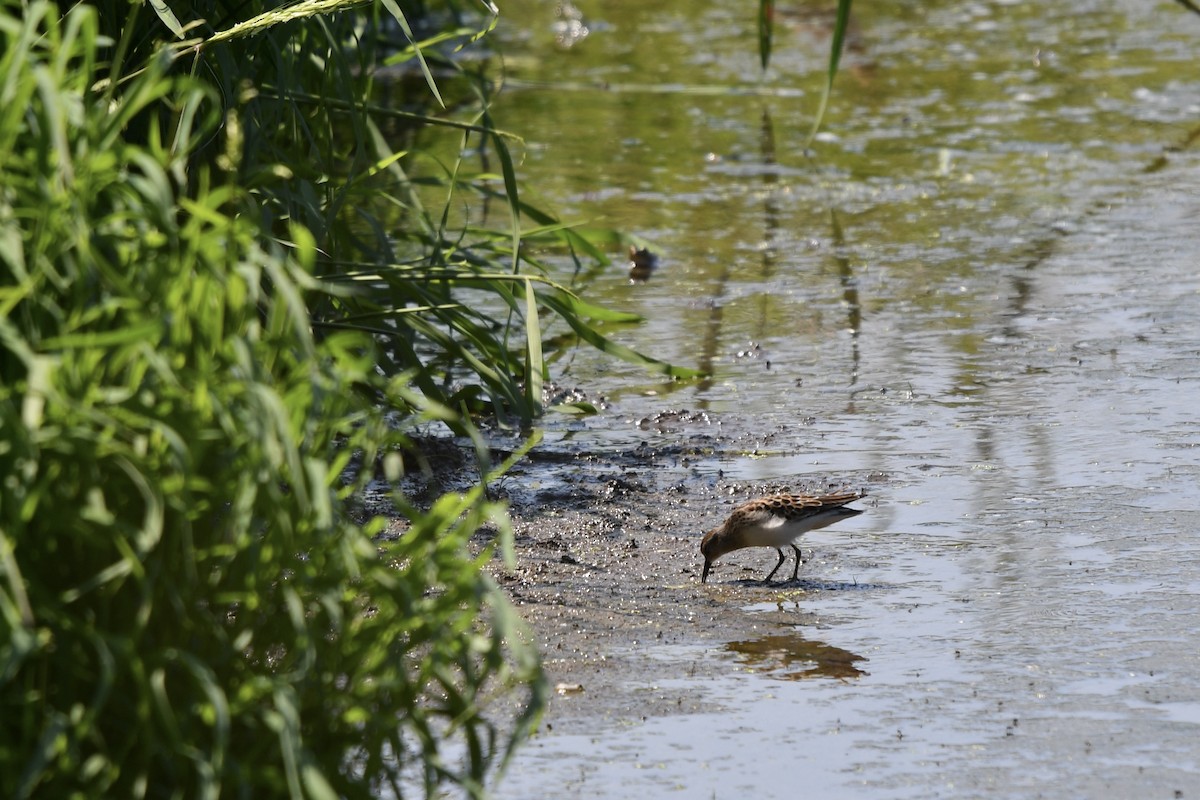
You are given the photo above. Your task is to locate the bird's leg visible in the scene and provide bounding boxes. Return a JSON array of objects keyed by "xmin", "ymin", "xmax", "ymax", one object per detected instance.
[
  {"xmin": 764, "ymin": 548, "xmax": 786, "ymax": 582},
  {"xmin": 789, "ymin": 544, "xmax": 804, "ymax": 582}
]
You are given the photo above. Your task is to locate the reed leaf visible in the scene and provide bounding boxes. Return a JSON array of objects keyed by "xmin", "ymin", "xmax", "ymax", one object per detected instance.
[
  {"xmin": 524, "ymin": 279, "xmax": 544, "ymax": 419},
  {"xmin": 758, "ymin": 0, "xmax": 774, "ymax": 70},
  {"xmin": 539, "ymin": 292, "xmax": 707, "ymax": 380},
  {"xmin": 0, "ymin": 5, "xmax": 547, "ymax": 798},
  {"xmin": 806, "ymin": 0, "xmax": 853, "ymax": 146}
]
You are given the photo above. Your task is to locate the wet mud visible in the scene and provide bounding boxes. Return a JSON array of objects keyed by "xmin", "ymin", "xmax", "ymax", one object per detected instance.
[{"xmin": 485, "ymin": 446, "xmax": 882, "ymax": 731}]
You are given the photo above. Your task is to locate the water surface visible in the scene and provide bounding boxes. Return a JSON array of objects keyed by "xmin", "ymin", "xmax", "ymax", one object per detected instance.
[{"xmin": 472, "ymin": 0, "xmax": 1200, "ymax": 795}]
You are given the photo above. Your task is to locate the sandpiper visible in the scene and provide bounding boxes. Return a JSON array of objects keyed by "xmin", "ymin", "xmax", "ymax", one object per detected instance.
[{"xmin": 700, "ymin": 490, "xmax": 867, "ymax": 583}]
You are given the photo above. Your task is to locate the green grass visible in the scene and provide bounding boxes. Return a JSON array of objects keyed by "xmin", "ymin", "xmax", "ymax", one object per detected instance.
[
  {"xmin": 1, "ymin": 0, "xmax": 711, "ymax": 795},
  {"xmin": 0, "ymin": 2, "xmax": 547, "ymax": 797},
  {"xmin": 756, "ymin": 0, "xmax": 853, "ymax": 146}
]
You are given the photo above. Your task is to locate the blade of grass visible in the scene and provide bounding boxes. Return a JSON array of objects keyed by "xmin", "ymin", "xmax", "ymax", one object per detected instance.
[
  {"xmin": 380, "ymin": 0, "xmax": 446, "ymax": 108},
  {"xmin": 484, "ymin": 115, "xmax": 522, "ymax": 275},
  {"xmin": 523, "ymin": 279, "xmax": 543, "ymax": 419},
  {"xmin": 539, "ymin": 293, "xmax": 707, "ymax": 380},
  {"xmin": 148, "ymin": 0, "xmax": 185, "ymax": 39},
  {"xmin": 805, "ymin": 0, "xmax": 852, "ymax": 148},
  {"xmin": 758, "ymin": 0, "xmax": 774, "ymax": 70}
]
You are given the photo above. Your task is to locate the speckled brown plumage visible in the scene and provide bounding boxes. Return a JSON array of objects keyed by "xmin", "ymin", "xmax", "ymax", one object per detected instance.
[{"xmin": 700, "ymin": 490, "xmax": 867, "ymax": 583}]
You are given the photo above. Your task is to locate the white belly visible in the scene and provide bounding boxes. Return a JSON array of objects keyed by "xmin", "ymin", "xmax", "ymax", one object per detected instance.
[{"xmin": 741, "ymin": 515, "xmax": 812, "ymax": 548}]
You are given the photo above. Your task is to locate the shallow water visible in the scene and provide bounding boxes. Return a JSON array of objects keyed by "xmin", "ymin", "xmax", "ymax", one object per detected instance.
[{"xmin": 477, "ymin": 0, "xmax": 1200, "ymax": 796}]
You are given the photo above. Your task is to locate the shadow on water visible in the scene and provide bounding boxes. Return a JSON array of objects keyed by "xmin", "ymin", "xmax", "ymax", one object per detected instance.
[
  {"xmin": 721, "ymin": 577, "xmax": 888, "ymax": 592},
  {"xmin": 725, "ymin": 632, "xmax": 869, "ymax": 680}
]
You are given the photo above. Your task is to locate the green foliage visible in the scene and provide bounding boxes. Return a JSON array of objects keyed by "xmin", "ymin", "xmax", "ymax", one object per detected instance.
[
  {"xmin": 804, "ymin": 0, "xmax": 853, "ymax": 147},
  {"xmin": 756, "ymin": 0, "xmax": 853, "ymax": 145},
  {"xmin": 0, "ymin": 2, "xmax": 543, "ymax": 797},
  {"xmin": 167, "ymin": 0, "xmax": 703, "ymax": 428},
  {"xmin": 757, "ymin": 0, "xmax": 774, "ymax": 70}
]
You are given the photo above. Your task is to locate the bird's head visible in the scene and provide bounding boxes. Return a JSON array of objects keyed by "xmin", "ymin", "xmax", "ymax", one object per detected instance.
[{"xmin": 699, "ymin": 526, "xmax": 725, "ymax": 583}]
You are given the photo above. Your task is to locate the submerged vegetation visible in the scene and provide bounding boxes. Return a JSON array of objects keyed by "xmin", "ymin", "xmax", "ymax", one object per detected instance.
[{"xmin": 0, "ymin": 0, "xmax": 701, "ymax": 796}]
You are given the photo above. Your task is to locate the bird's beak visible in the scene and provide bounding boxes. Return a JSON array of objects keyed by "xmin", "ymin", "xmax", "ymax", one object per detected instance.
[{"xmin": 702, "ymin": 558, "xmax": 712, "ymax": 583}]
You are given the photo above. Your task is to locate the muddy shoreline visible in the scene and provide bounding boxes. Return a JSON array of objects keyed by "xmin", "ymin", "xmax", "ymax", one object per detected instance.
[{"xmin": 473, "ymin": 444, "xmax": 884, "ymax": 735}]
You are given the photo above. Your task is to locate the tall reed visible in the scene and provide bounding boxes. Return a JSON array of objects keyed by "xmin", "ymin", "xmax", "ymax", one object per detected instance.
[{"xmin": 0, "ymin": 2, "xmax": 558, "ymax": 797}]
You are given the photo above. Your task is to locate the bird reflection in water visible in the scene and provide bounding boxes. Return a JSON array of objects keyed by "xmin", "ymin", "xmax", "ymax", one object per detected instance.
[{"xmin": 725, "ymin": 633, "xmax": 867, "ymax": 680}]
